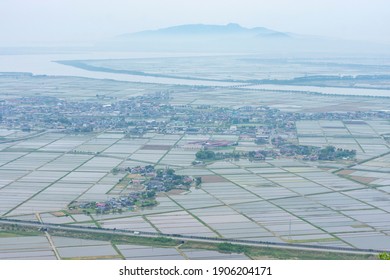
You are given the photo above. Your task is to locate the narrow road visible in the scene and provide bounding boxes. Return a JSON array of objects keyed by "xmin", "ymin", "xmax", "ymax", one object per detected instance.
[{"xmin": 35, "ymin": 213, "xmax": 61, "ymax": 260}]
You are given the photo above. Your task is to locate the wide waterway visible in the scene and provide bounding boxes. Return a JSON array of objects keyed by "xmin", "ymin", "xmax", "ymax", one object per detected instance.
[
  {"xmin": 1, "ymin": 52, "xmax": 390, "ymax": 97},
  {"xmin": 0, "ymin": 52, "xmax": 242, "ymax": 87},
  {"xmin": 245, "ymin": 84, "xmax": 390, "ymax": 97}
]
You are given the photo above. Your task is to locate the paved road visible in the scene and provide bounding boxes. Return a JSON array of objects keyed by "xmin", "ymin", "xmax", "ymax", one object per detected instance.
[{"xmin": 0, "ymin": 218, "xmax": 382, "ymax": 255}]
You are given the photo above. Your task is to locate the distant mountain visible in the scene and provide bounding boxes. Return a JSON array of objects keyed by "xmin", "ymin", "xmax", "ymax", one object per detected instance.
[
  {"xmin": 121, "ymin": 23, "xmax": 290, "ymax": 38},
  {"xmin": 98, "ymin": 23, "xmax": 389, "ymax": 55}
]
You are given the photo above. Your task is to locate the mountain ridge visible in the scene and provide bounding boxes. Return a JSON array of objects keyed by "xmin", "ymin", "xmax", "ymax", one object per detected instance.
[
  {"xmin": 119, "ymin": 23, "xmax": 290, "ymax": 38},
  {"xmin": 98, "ymin": 23, "xmax": 389, "ymax": 54}
]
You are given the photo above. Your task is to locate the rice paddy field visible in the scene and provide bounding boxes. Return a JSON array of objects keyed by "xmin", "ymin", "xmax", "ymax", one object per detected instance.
[
  {"xmin": 296, "ymin": 120, "xmax": 390, "ymax": 160},
  {"xmin": 1, "ymin": 74, "xmax": 390, "ymax": 259},
  {"xmin": 1, "ymin": 127, "xmax": 390, "ymax": 254}
]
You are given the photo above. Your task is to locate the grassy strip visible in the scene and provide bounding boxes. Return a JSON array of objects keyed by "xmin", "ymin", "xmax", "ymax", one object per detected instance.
[
  {"xmin": 0, "ymin": 230, "xmax": 40, "ymax": 238},
  {"xmin": 0, "ymin": 224, "xmax": 42, "ymax": 237},
  {"xmin": 49, "ymin": 229, "xmax": 179, "ymax": 248},
  {"xmin": 181, "ymin": 241, "xmax": 377, "ymax": 260},
  {"xmin": 1, "ymin": 223, "xmax": 178, "ymax": 247},
  {"xmin": 111, "ymin": 242, "xmax": 125, "ymax": 260}
]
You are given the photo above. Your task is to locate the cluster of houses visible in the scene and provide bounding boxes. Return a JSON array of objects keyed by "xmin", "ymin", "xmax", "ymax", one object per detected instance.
[
  {"xmin": 69, "ymin": 166, "xmax": 194, "ymax": 214},
  {"xmin": 76, "ymin": 192, "xmax": 148, "ymax": 214},
  {"xmin": 2, "ymin": 87, "xmax": 390, "ymax": 138}
]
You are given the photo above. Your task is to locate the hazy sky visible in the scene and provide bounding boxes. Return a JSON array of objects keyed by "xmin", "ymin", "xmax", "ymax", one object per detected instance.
[{"xmin": 1, "ymin": 0, "xmax": 390, "ymax": 46}]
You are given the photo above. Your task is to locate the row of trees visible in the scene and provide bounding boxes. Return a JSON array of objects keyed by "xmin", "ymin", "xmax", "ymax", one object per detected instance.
[
  {"xmin": 196, "ymin": 144, "xmax": 356, "ymax": 163},
  {"xmin": 195, "ymin": 150, "xmax": 277, "ymax": 162},
  {"xmin": 317, "ymin": 146, "xmax": 356, "ymax": 160},
  {"xmin": 279, "ymin": 144, "xmax": 356, "ymax": 160}
]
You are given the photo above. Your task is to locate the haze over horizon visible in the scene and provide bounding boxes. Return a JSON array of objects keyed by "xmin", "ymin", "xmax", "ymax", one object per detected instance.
[{"xmin": 1, "ymin": 0, "xmax": 390, "ymax": 47}]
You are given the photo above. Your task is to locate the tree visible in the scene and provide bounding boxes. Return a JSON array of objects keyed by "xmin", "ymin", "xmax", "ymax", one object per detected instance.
[
  {"xmin": 146, "ymin": 190, "xmax": 156, "ymax": 198},
  {"xmin": 166, "ymin": 168, "xmax": 175, "ymax": 176},
  {"xmin": 379, "ymin": 252, "xmax": 390, "ymax": 260},
  {"xmin": 318, "ymin": 145, "xmax": 336, "ymax": 160},
  {"xmin": 112, "ymin": 167, "xmax": 120, "ymax": 175},
  {"xmin": 156, "ymin": 169, "xmax": 164, "ymax": 177},
  {"xmin": 196, "ymin": 150, "xmax": 215, "ymax": 160}
]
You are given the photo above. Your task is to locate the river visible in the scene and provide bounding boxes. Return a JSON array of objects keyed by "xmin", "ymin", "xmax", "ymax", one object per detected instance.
[
  {"xmin": 0, "ymin": 52, "xmax": 241, "ymax": 86},
  {"xmin": 245, "ymin": 84, "xmax": 390, "ymax": 97},
  {"xmin": 1, "ymin": 52, "xmax": 389, "ymax": 96}
]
